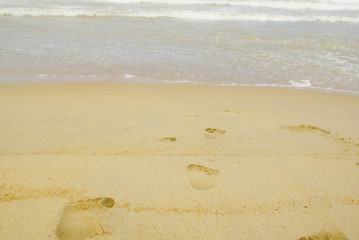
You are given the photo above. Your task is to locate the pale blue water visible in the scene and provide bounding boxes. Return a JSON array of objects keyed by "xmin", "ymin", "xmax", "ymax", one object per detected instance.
[{"xmin": 1, "ymin": 0, "xmax": 359, "ymax": 94}]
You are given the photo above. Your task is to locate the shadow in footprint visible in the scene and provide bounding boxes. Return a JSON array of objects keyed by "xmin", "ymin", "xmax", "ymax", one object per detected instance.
[
  {"xmin": 280, "ymin": 125, "xmax": 331, "ymax": 135},
  {"xmin": 297, "ymin": 230, "xmax": 349, "ymax": 240},
  {"xmin": 224, "ymin": 110, "xmax": 240, "ymax": 115},
  {"xmin": 204, "ymin": 128, "xmax": 226, "ymax": 139},
  {"xmin": 56, "ymin": 197, "xmax": 115, "ymax": 240},
  {"xmin": 187, "ymin": 164, "xmax": 220, "ymax": 190},
  {"xmin": 157, "ymin": 137, "xmax": 177, "ymax": 142}
]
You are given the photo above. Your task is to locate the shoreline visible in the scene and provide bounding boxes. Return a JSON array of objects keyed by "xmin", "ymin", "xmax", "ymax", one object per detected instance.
[
  {"xmin": 1, "ymin": 81, "xmax": 359, "ymax": 97},
  {"xmin": 0, "ymin": 83, "xmax": 358, "ymax": 240}
]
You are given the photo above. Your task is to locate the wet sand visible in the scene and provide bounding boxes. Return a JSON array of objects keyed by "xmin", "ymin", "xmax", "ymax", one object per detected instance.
[{"xmin": 0, "ymin": 84, "xmax": 358, "ymax": 240}]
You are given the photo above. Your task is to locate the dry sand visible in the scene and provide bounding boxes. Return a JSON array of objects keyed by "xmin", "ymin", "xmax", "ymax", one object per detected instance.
[{"xmin": 0, "ymin": 83, "xmax": 358, "ymax": 240}]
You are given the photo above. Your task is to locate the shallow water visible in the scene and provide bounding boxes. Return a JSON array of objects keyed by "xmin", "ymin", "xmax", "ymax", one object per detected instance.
[{"xmin": 1, "ymin": 0, "xmax": 358, "ymax": 94}]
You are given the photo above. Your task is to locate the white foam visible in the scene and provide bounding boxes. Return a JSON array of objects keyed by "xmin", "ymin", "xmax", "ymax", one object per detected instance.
[
  {"xmin": 161, "ymin": 80, "xmax": 359, "ymax": 95},
  {"xmin": 219, "ymin": 83, "xmax": 238, "ymax": 86},
  {"xmin": 2, "ymin": 8, "xmax": 359, "ymax": 23},
  {"xmin": 80, "ymin": 0, "xmax": 359, "ymax": 11},
  {"xmin": 236, "ymin": 83, "xmax": 359, "ymax": 95},
  {"xmin": 110, "ymin": 11, "xmax": 359, "ymax": 23},
  {"xmin": 0, "ymin": 9, "xmax": 114, "ymax": 17},
  {"xmin": 124, "ymin": 73, "xmax": 136, "ymax": 78},
  {"xmin": 164, "ymin": 79, "xmax": 193, "ymax": 84},
  {"xmin": 37, "ymin": 74, "xmax": 56, "ymax": 78},
  {"xmin": 289, "ymin": 80, "xmax": 312, "ymax": 87}
]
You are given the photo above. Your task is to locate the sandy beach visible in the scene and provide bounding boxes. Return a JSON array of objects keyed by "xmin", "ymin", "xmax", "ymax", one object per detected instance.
[{"xmin": 0, "ymin": 83, "xmax": 358, "ymax": 240}]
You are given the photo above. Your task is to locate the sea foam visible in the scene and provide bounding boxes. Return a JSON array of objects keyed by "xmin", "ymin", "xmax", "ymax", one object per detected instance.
[{"xmin": 1, "ymin": 9, "xmax": 359, "ymax": 23}]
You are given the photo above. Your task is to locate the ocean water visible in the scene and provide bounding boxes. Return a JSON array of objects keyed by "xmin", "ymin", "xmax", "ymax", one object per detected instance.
[{"xmin": 1, "ymin": 0, "xmax": 359, "ymax": 94}]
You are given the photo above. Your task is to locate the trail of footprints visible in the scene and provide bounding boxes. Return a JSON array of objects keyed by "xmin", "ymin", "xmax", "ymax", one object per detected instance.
[
  {"xmin": 156, "ymin": 123, "xmax": 357, "ymax": 193},
  {"xmin": 157, "ymin": 127, "xmax": 227, "ymax": 143},
  {"xmin": 46, "ymin": 119, "xmax": 358, "ymax": 239},
  {"xmin": 54, "ymin": 164, "xmax": 221, "ymax": 239},
  {"xmin": 157, "ymin": 122, "xmax": 358, "ymax": 153}
]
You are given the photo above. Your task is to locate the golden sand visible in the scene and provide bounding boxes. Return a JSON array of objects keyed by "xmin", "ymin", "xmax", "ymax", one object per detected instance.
[{"xmin": 0, "ymin": 84, "xmax": 358, "ymax": 240}]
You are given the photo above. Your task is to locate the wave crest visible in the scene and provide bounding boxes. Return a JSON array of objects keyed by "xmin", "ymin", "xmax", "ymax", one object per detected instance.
[
  {"xmin": 1, "ymin": 9, "xmax": 359, "ymax": 23},
  {"xmin": 76, "ymin": 0, "xmax": 359, "ymax": 11}
]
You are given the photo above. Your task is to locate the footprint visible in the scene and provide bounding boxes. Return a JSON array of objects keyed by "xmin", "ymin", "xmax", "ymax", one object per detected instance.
[
  {"xmin": 184, "ymin": 114, "xmax": 200, "ymax": 117},
  {"xmin": 279, "ymin": 125, "xmax": 330, "ymax": 135},
  {"xmin": 204, "ymin": 128, "xmax": 226, "ymax": 139},
  {"xmin": 184, "ymin": 114, "xmax": 200, "ymax": 121},
  {"xmin": 56, "ymin": 197, "xmax": 115, "ymax": 240},
  {"xmin": 157, "ymin": 137, "xmax": 177, "ymax": 142},
  {"xmin": 279, "ymin": 124, "xmax": 359, "ymax": 151},
  {"xmin": 224, "ymin": 109, "xmax": 240, "ymax": 115},
  {"xmin": 297, "ymin": 230, "xmax": 348, "ymax": 240},
  {"xmin": 187, "ymin": 164, "xmax": 220, "ymax": 190}
]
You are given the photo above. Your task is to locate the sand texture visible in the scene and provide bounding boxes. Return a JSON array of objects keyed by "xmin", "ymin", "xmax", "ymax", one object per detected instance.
[{"xmin": 0, "ymin": 84, "xmax": 358, "ymax": 240}]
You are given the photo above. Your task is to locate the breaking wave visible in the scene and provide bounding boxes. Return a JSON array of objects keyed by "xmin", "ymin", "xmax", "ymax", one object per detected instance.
[
  {"xmin": 1, "ymin": 9, "xmax": 359, "ymax": 23},
  {"xmin": 93, "ymin": 0, "xmax": 359, "ymax": 11}
]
